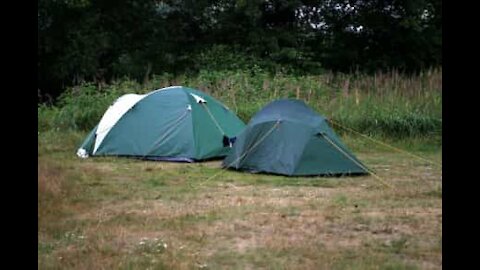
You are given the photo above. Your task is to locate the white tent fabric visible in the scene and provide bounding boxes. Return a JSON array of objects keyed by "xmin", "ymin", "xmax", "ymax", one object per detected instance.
[
  {"xmin": 93, "ymin": 94, "xmax": 146, "ymax": 154},
  {"xmin": 83, "ymin": 86, "xmax": 188, "ymax": 155},
  {"xmin": 190, "ymin": 93, "xmax": 207, "ymax": 103}
]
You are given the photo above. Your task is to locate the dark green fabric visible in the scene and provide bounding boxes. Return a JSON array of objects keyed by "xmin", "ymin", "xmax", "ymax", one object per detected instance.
[
  {"xmin": 293, "ymin": 134, "xmax": 365, "ymax": 175},
  {"xmin": 79, "ymin": 86, "xmax": 246, "ymax": 160},
  {"xmin": 79, "ymin": 124, "xmax": 98, "ymax": 155},
  {"xmin": 223, "ymin": 99, "xmax": 368, "ymax": 176},
  {"xmin": 96, "ymin": 88, "xmax": 194, "ymax": 157},
  {"xmin": 187, "ymin": 89, "xmax": 246, "ymax": 159}
]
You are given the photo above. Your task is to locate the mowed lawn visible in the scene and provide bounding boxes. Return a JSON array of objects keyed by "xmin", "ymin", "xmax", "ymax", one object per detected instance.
[{"xmin": 38, "ymin": 131, "xmax": 442, "ymax": 269}]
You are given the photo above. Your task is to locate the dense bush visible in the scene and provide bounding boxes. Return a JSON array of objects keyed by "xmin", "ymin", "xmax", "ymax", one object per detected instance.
[
  {"xmin": 38, "ymin": 0, "xmax": 441, "ymax": 99},
  {"xmin": 38, "ymin": 68, "xmax": 442, "ymax": 140}
]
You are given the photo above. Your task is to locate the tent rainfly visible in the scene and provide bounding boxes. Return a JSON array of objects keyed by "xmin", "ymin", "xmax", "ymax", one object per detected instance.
[
  {"xmin": 77, "ymin": 86, "xmax": 246, "ymax": 162},
  {"xmin": 223, "ymin": 99, "xmax": 369, "ymax": 176}
]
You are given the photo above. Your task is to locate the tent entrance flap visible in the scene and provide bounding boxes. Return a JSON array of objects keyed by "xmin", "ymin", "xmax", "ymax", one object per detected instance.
[{"xmin": 222, "ymin": 135, "xmax": 237, "ymax": 147}]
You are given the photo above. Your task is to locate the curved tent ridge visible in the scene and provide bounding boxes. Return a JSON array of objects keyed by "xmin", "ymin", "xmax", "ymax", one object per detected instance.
[
  {"xmin": 249, "ymin": 99, "xmax": 326, "ymax": 128},
  {"xmin": 150, "ymin": 85, "xmax": 183, "ymax": 93},
  {"xmin": 146, "ymin": 85, "xmax": 184, "ymax": 96}
]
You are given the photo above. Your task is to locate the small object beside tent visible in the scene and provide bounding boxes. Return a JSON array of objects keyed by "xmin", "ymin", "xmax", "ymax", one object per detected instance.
[
  {"xmin": 223, "ymin": 99, "xmax": 369, "ymax": 176},
  {"xmin": 77, "ymin": 86, "xmax": 246, "ymax": 162}
]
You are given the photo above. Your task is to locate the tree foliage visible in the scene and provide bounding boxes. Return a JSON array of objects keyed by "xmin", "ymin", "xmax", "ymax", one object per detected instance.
[{"xmin": 38, "ymin": 0, "xmax": 442, "ymax": 98}]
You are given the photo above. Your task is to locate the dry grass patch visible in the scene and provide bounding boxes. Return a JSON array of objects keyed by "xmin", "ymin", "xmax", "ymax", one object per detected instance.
[{"xmin": 38, "ymin": 132, "xmax": 441, "ymax": 269}]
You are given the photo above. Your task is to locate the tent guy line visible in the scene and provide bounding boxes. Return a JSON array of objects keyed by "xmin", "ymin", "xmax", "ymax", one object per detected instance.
[
  {"xmin": 191, "ymin": 120, "xmax": 282, "ymax": 190},
  {"xmin": 201, "ymin": 102, "xmax": 226, "ymax": 136},
  {"xmin": 320, "ymin": 133, "xmax": 394, "ymax": 189},
  {"xmin": 328, "ymin": 119, "xmax": 441, "ymax": 168}
]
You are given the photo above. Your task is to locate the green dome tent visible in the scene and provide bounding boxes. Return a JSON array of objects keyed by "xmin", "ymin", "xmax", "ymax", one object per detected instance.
[
  {"xmin": 223, "ymin": 99, "xmax": 369, "ymax": 176},
  {"xmin": 77, "ymin": 86, "xmax": 246, "ymax": 162}
]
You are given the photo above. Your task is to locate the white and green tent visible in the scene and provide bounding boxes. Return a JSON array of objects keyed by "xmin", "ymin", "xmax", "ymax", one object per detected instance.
[{"xmin": 77, "ymin": 86, "xmax": 246, "ymax": 162}]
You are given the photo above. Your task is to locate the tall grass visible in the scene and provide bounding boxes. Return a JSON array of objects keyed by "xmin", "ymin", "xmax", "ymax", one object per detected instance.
[{"xmin": 38, "ymin": 68, "xmax": 442, "ymax": 139}]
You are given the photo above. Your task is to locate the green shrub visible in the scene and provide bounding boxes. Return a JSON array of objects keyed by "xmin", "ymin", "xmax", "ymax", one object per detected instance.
[{"xmin": 38, "ymin": 68, "xmax": 442, "ymax": 139}]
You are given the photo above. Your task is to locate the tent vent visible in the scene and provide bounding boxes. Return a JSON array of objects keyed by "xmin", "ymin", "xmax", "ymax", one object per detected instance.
[{"xmin": 190, "ymin": 93, "xmax": 207, "ymax": 104}]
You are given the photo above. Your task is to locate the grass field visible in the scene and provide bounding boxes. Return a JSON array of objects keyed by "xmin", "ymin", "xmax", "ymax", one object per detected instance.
[{"xmin": 38, "ymin": 131, "xmax": 442, "ymax": 269}]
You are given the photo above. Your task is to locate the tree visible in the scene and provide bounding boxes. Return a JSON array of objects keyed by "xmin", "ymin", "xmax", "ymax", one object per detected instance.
[{"xmin": 38, "ymin": 0, "xmax": 442, "ymax": 100}]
